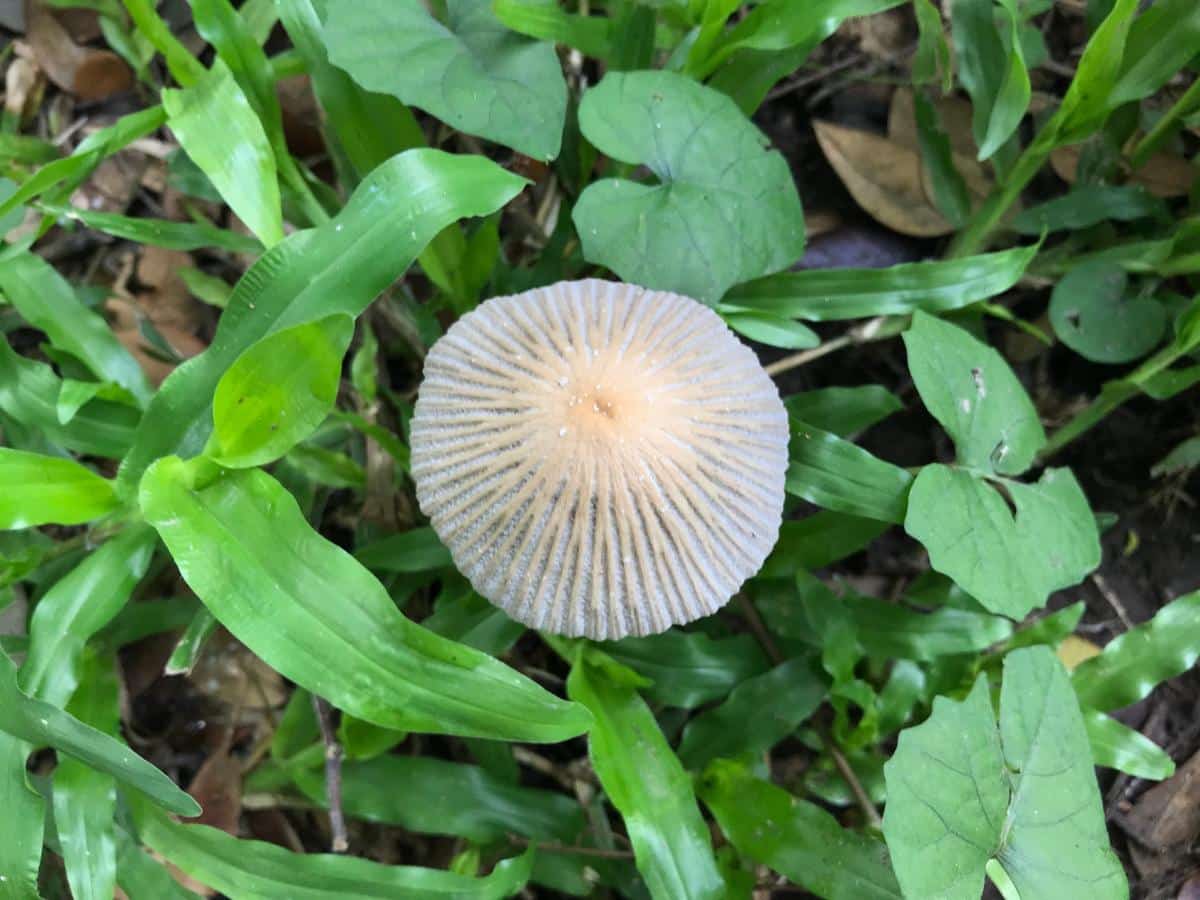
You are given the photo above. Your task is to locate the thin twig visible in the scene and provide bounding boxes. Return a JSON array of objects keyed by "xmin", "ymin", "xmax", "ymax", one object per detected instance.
[
  {"xmin": 311, "ymin": 695, "xmax": 349, "ymax": 853},
  {"xmin": 764, "ymin": 316, "xmax": 896, "ymax": 378},
  {"xmin": 739, "ymin": 594, "xmax": 884, "ymax": 831},
  {"xmin": 1090, "ymin": 573, "xmax": 1134, "ymax": 632}
]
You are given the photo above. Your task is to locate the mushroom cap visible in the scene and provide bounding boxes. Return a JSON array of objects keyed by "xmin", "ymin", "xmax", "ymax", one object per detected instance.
[{"xmin": 411, "ymin": 279, "xmax": 788, "ymax": 640}]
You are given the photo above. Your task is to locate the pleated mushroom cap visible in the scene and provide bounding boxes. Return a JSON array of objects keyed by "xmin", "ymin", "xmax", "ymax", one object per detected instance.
[{"xmin": 411, "ymin": 279, "xmax": 789, "ymax": 640}]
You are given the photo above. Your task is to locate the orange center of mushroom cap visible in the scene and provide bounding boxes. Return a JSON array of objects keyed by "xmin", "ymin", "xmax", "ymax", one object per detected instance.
[{"xmin": 557, "ymin": 366, "xmax": 653, "ymax": 439}]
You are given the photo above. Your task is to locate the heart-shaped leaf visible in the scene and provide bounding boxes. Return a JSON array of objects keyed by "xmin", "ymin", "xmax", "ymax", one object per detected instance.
[
  {"xmin": 904, "ymin": 311, "xmax": 1045, "ymax": 476},
  {"xmin": 883, "ymin": 647, "xmax": 1127, "ymax": 900},
  {"xmin": 904, "ymin": 464, "xmax": 1100, "ymax": 619},
  {"xmin": 573, "ymin": 70, "xmax": 804, "ymax": 303},
  {"xmin": 1049, "ymin": 261, "xmax": 1167, "ymax": 363},
  {"xmin": 323, "ymin": 0, "xmax": 567, "ymax": 160}
]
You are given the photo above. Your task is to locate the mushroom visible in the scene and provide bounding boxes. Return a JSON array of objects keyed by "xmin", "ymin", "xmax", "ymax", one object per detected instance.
[{"xmin": 411, "ymin": 279, "xmax": 789, "ymax": 640}]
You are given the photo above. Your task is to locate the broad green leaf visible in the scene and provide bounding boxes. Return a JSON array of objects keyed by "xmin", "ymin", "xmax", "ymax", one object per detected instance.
[
  {"xmin": 726, "ymin": 244, "xmax": 1037, "ymax": 321},
  {"xmin": 116, "ymin": 827, "xmax": 203, "ymax": 900},
  {"xmin": 57, "ymin": 379, "xmax": 137, "ymax": 425},
  {"xmin": 913, "ymin": 91, "xmax": 972, "ymax": 226},
  {"xmin": 976, "ymin": 0, "xmax": 1030, "ymax": 161},
  {"xmin": 0, "ymin": 251, "xmax": 151, "ymax": 405},
  {"xmin": 676, "ymin": 656, "xmax": 828, "ymax": 770},
  {"xmin": 952, "ymin": 0, "xmax": 1020, "ymax": 165},
  {"xmin": 913, "ymin": 0, "xmax": 951, "ymax": 89},
  {"xmin": 1013, "ymin": 185, "xmax": 1166, "ymax": 234},
  {"xmin": 285, "ymin": 443, "xmax": 365, "ymax": 489},
  {"xmin": 841, "ymin": 593, "xmax": 1013, "ymax": 660},
  {"xmin": 422, "ymin": 585, "xmax": 525, "ymax": 656},
  {"xmin": 1021, "ymin": 0, "xmax": 1139, "ymax": 151},
  {"xmin": 1083, "ymin": 708, "xmax": 1175, "ymax": 780},
  {"xmin": 1110, "ymin": 0, "xmax": 1200, "ymax": 107},
  {"xmin": 122, "ymin": 0, "xmax": 206, "ymax": 85},
  {"xmin": 700, "ymin": 760, "xmax": 902, "ymax": 900},
  {"xmin": 133, "ymin": 799, "xmax": 536, "ymax": 899},
  {"xmin": 44, "ymin": 203, "xmax": 263, "ymax": 253},
  {"xmin": 0, "ymin": 133, "xmax": 59, "ymax": 165},
  {"xmin": 1072, "ymin": 589, "xmax": 1200, "ymax": 712},
  {"xmin": 179, "ymin": 268, "xmax": 232, "ymax": 309},
  {"xmin": 787, "ymin": 420, "xmax": 913, "ymax": 523},
  {"xmin": 163, "ymin": 60, "xmax": 283, "ymax": 247},
  {"xmin": 568, "ymin": 653, "xmax": 726, "ymax": 900},
  {"xmin": 192, "ymin": 0, "xmax": 327, "ymax": 228},
  {"xmin": 1153, "ymin": 435, "xmax": 1200, "ymax": 476},
  {"xmin": 277, "ymin": 0, "xmax": 425, "ymax": 181},
  {"xmin": 883, "ymin": 648, "xmax": 1126, "ymax": 900},
  {"xmin": 700, "ymin": 0, "xmax": 907, "ymax": 112},
  {"xmin": 324, "ymin": 0, "xmax": 567, "ymax": 161},
  {"xmin": 54, "ymin": 651, "xmax": 120, "ymax": 900},
  {"xmin": 603, "ymin": 630, "xmax": 768, "ymax": 708},
  {"xmin": 719, "ymin": 310, "xmax": 819, "ymax": 349},
  {"xmin": 573, "ymin": 70, "xmax": 804, "ymax": 304},
  {"xmin": 0, "ymin": 648, "xmax": 199, "ymax": 816},
  {"xmin": 0, "ymin": 732, "xmax": 43, "ymax": 900},
  {"xmin": 119, "ymin": 149, "xmax": 525, "ymax": 491},
  {"xmin": 760, "ymin": 510, "xmax": 887, "ymax": 578},
  {"xmin": 21, "ymin": 525, "xmax": 157, "ymax": 708},
  {"xmin": 336, "ymin": 715, "xmax": 406, "ymax": 762},
  {"xmin": 698, "ymin": 0, "xmax": 906, "ymax": 79},
  {"xmin": 755, "ymin": 573, "xmax": 1010, "ymax": 661},
  {"xmin": 904, "ymin": 311, "xmax": 1045, "ymax": 476},
  {"xmin": 784, "ymin": 386, "xmax": 902, "ymax": 438},
  {"xmin": 355, "ymin": 526, "xmax": 453, "ymax": 573},
  {"xmin": 1049, "ymin": 262, "xmax": 1167, "ymax": 364},
  {"xmin": 139, "ymin": 458, "xmax": 591, "ymax": 742},
  {"xmin": 211, "ymin": 314, "xmax": 353, "ymax": 467},
  {"xmin": 0, "ymin": 448, "xmax": 118, "ymax": 529},
  {"xmin": 293, "ymin": 755, "xmax": 583, "ymax": 842},
  {"xmin": 905, "ymin": 465, "xmax": 1100, "ymax": 619},
  {"xmin": 493, "ymin": 0, "xmax": 614, "ymax": 58},
  {"xmin": 165, "ymin": 608, "xmax": 218, "ymax": 676}
]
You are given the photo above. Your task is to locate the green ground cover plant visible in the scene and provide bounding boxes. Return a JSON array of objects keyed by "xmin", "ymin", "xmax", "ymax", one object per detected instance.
[{"xmin": 0, "ymin": 0, "xmax": 1198, "ymax": 897}]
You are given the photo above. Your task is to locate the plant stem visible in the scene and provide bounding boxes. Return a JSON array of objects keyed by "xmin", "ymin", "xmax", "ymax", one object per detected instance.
[
  {"xmin": 311, "ymin": 695, "xmax": 349, "ymax": 853},
  {"xmin": 738, "ymin": 595, "xmax": 884, "ymax": 831},
  {"xmin": 948, "ymin": 135, "xmax": 1053, "ymax": 259},
  {"xmin": 1129, "ymin": 76, "xmax": 1200, "ymax": 171}
]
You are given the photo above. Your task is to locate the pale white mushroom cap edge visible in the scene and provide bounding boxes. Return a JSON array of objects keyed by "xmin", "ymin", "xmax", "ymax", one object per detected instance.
[{"xmin": 410, "ymin": 278, "xmax": 789, "ymax": 640}]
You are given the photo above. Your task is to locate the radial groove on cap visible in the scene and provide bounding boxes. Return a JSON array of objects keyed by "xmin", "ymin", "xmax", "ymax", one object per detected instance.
[{"xmin": 411, "ymin": 279, "xmax": 789, "ymax": 640}]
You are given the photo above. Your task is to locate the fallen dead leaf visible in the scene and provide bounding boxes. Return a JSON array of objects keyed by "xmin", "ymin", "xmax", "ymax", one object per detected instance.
[
  {"xmin": 4, "ymin": 54, "xmax": 43, "ymax": 126},
  {"xmin": 814, "ymin": 118, "xmax": 956, "ymax": 237},
  {"xmin": 70, "ymin": 149, "xmax": 148, "ymax": 213},
  {"xmin": 1124, "ymin": 747, "xmax": 1200, "ymax": 852},
  {"xmin": 188, "ymin": 744, "xmax": 243, "ymax": 835},
  {"xmin": 106, "ymin": 296, "xmax": 206, "ymax": 386},
  {"xmin": 24, "ymin": 2, "xmax": 131, "ymax": 102},
  {"xmin": 1055, "ymin": 634, "xmax": 1101, "ymax": 670},
  {"xmin": 189, "ymin": 629, "xmax": 287, "ymax": 711},
  {"xmin": 1052, "ymin": 144, "xmax": 1196, "ymax": 198}
]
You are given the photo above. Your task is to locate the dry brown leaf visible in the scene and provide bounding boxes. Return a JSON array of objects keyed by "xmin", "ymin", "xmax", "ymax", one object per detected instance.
[
  {"xmin": 24, "ymin": 2, "xmax": 130, "ymax": 101},
  {"xmin": 188, "ymin": 745, "xmax": 243, "ymax": 835},
  {"xmin": 70, "ymin": 149, "xmax": 147, "ymax": 213},
  {"xmin": 105, "ymin": 296, "xmax": 206, "ymax": 386},
  {"xmin": 4, "ymin": 55, "xmax": 44, "ymax": 125},
  {"xmin": 1055, "ymin": 634, "xmax": 1101, "ymax": 670},
  {"xmin": 814, "ymin": 118, "xmax": 954, "ymax": 237},
  {"xmin": 1051, "ymin": 144, "xmax": 1196, "ymax": 198},
  {"xmin": 189, "ymin": 630, "xmax": 287, "ymax": 710},
  {"xmin": 1124, "ymin": 748, "xmax": 1200, "ymax": 852}
]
